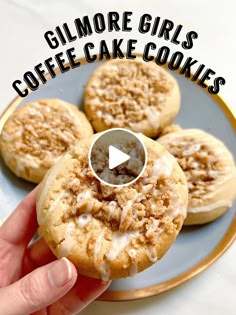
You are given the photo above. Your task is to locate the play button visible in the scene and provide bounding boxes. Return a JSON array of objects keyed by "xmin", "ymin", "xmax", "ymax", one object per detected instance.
[
  {"xmin": 89, "ymin": 128, "xmax": 147, "ymax": 186},
  {"xmin": 108, "ymin": 145, "xmax": 130, "ymax": 170}
]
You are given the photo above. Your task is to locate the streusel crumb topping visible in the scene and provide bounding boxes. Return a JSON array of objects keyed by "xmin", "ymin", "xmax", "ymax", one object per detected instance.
[
  {"xmin": 159, "ymin": 135, "xmax": 230, "ymax": 206},
  {"xmin": 1, "ymin": 100, "xmax": 86, "ymax": 168},
  {"xmin": 57, "ymin": 144, "xmax": 185, "ymax": 247},
  {"xmin": 85, "ymin": 59, "xmax": 173, "ymax": 127}
]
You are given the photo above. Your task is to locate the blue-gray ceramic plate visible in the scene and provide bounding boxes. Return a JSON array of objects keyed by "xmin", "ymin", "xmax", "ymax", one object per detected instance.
[{"xmin": 0, "ymin": 59, "xmax": 235, "ymax": 301}]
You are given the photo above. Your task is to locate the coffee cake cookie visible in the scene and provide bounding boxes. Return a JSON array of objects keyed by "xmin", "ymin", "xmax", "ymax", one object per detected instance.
[
  {"xmin": 158, "ymin": 129, "xmax": 236, "ymax": 225},
  {"xmin": 84, "ymin": 59, "xmax": 180, "ymax": 138},
  {"xmin": 0, "ymin": 99, "xmax": 93, "ymax": 183},
  {"xmin": 159, "ymin": 124, "xmax": 182, "ymax": 136},
  {"xmin": 37, "ymin": 134, "xmax": 188, "ymax": 280}
]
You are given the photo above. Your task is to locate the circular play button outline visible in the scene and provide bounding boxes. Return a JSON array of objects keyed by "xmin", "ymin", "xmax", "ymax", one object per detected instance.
[{"xmin": 88, "ymin": 128, "xmax": 148, "ymax": 187}]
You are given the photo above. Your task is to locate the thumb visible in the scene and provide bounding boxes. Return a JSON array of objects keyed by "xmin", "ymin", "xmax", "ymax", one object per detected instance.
[{"xmin": 0, "ymin": 257, "xmax": 77, "ymax": 315}]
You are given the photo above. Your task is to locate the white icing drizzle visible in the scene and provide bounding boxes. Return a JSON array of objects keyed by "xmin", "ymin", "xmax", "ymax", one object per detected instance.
[
  {"xmin": 12, "ymin": 153, "xmax": 39, "ymax": 177},
  {"xmin": 107, "ymin": 201, "xmax": 117, "ymax": 220},
  {"xmin": 96, "ymin": 89, "xmax": 103, "ymax": 97},
  {"xmin": 38, "ymin": 191, "xmax": 66, "ymax": 225},
  {"xmin": 58, "ymin": 221, "xmax": 76, "ymax": 258},
  {"xmin": 104, "ymin": 113, "xmax": 113, "ymax": 122},
  {"xmin": 208, "ymin": 170, "xmax": 220, "ymax": 179},
  {"xmin": 192, "ymin": 143, "xmax": 201, "ymax": 152},
  {"xmin": 128, "ymin": 249, "xmax": 136, "ymax": 257},
  {"xmin": 136, "ymin": 192, "xmax": 146, "ymax": 202},
  {"xmin": 96, "ymin": 110, "xmax": 102, "ymax": 117},
  {"xmin": 100, "ymin": 262, "xmax": 110, "ymax": 282},
  {"xmin": 153, "ymin": 189, "xmax": 160, "ymax": 197},
  {"xmin": 24, "ymin": 154, "xmax": 39, "ymax": 168},
  {"xmin": 182, "ymin": 143, "xmax": 201, "ymax": 156},
  {"xmin": 142, "ymin": 184, "xmax": 153, "ymax": 194},
  {"xmin": 128, "ymin": 249, "xmax": 138, "ymax": 277},
  {"xmin": 149, "ymin": 219, "xmax": 160, "ymax": 232},
  {"xmin": 168, "ymin": 206, "xmax": 182, "ymax": 220},
  {"xmin": 48, "ymin": 191, "xmax": 65, "ymax": 214},
  {"xmin": 160, "ymin": 132, "xmax": 232, "ymax": 164},
  {"xmin": 77, "ymin": 213, "xmax": 92, "ymax": 228},
  {"xmin": 174, "ymin": 206, "xmax": 187, "ymax": 219},
  {"xmin": 2, "ymin": 125, "xmax": 24, "ymax": 141},
  {"xmin": 158, "ymin": 93, "xmax": 165, "ymax": 102},
  {"xmin": 146, "ymin": 246, "xmax": 158, "ymax": 263},
  {"xmin": 93, "ymin": 230, "xmax": 110, "ymax": 281},
  {"xmin": 58, "ymin": 130, "xmax": 75, "ymax": 144},
  {"xmin": 106, "ymin": 230, "xmax": 139, "ymax": 261},
  {"xmin": 94, "ymin": 230, "xmax": 105, "ymax": 265},
  {"xmin": 145, "ymin": 107, "xmax": 160, "ymax": 129},
  {"xmin": 70, "ymin": 178, "xmax": 80, "ymax": 186},
  {"xmin": 168, "ymin": 192, "xmax": 188, "ymax": 219},
  {"xmin": 28, "ymin": 107, "xmax": 44, "ymax": 119},
  {"xmin": 152, "ymin": 155, "xmax": 175, "ymax": 177},
  {"xmin": 120, "ymin": 200, "xmax": 134, "ymax": 228},
  {"xmin": 191, "ymin": 161, "xmax": 200, "ymax": 168},
  {"xmin": 1, "ymin": 131, "xmax": 11, "ymax": 141},
  {"xmin": 188, "ymin": 200, "xmax": 233, "ymax": 213},
  {"xmin": 15, "ymin": 158, "xmax": 26, "ymax": 175},
  {"xmin": 76, "ymin": 190, "xmax": 92, "ymax": 211},
  {"xmin": 14, "ymin": 126, "xmax": 25, "ymax": 138},
  {"xmin": 90, "ymin": 97, "xmax": 100, "ymax": 106},
  {"xmin": 120, "ymin": 191, "xmax": 139, "ymax": 227},
  {"xmin": 43, "ymin": 150, "xmax": 54, "ymax": 162},
  {"xmin": 182, "ymin": 149, "xmax": 192, "ymax": 156}
]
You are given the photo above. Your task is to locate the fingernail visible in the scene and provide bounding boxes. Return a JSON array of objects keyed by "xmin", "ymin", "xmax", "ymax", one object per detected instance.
[{"xmin": 48, "ymin": 257, "xmax": 73, "ymax": 287}]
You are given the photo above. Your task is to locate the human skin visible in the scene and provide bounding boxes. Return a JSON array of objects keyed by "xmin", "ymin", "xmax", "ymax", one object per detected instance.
[{"xmin": 0, "ymin": 187, "xmax": 111, "ymax": 315}]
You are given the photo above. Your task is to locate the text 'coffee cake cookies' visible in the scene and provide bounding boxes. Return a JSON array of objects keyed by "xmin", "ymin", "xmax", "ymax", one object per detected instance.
[
  {"xmin": 37, "ymin": 133, "xmax": 188, "ymax": 280},
  {"xmin": 84, "ymin": 58, "xmax": 180, "ymax": 138},
  {"xmin": 0, "ymin": 99, "xmax": 93, "ymax": 183},
  {"xmin": 158, "ymin": 129, "xmax": 236, "ymax": 225}
]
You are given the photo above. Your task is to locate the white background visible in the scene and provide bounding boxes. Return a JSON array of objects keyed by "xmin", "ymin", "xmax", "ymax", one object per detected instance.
[{"xmin": 0, "ymin": 1, "xmax": 235, "ymax": 314}]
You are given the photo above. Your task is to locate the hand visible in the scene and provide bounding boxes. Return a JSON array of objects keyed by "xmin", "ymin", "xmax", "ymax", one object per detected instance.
[{"xmin": 0, "ymin": 187, "xmax": 111, "ymax": 315}]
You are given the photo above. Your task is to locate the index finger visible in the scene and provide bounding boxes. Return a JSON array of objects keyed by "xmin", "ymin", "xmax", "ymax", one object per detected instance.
[{"xmin": 0, "ymin": 186, "xmax": 39, "ymax": 246}]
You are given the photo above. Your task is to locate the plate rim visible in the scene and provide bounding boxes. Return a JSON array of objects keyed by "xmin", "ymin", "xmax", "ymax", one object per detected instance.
[{"xmin": 0, "ymin": 57, "xmax": 235, "ymax": 302}]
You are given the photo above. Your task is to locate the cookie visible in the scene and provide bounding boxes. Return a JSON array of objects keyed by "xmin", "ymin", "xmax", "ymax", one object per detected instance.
[
  {"xmin": 84, "ymin": 58, "xmax": 180, "ymax": 138},
  {"xmin": 36, "ymin": 133, "xmax": 188, "ymax": 280},
  {"xmin": 158, "ymin": 129, "xmax": 236, "ymax": 225},
  {"xmin": 159, "ymin": 124, "xmax": 182, "ymax": 137},
  {"xmin": 0, "ymin": 99, "xmax": 93, "ymax": 183}
]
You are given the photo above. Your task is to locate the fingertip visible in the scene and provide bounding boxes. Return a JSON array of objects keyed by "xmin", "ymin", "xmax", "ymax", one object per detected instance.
[
  {"xmin": 62, "ymin": 257, "xmax": 78, "ymax": 283},
  {"xmin": 47, "ymin": 257, "xmax": 77, "ymax": 289}
]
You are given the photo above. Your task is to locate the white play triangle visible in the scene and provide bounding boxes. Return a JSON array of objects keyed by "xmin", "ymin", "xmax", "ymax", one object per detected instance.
[{"xmin": 108, "ymin": 145, "xmax": 130, "ymax": 170}]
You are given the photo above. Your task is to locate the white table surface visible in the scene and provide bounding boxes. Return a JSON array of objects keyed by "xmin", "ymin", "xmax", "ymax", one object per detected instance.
[{"xmin": 0, "ymin": 0, "xmax": 235, "ymax": 314}]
